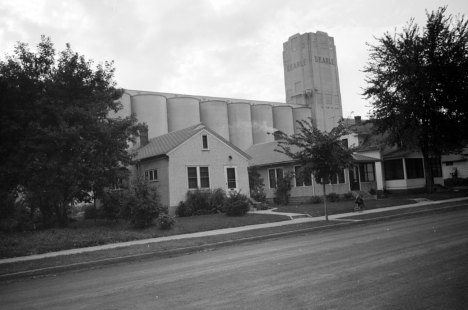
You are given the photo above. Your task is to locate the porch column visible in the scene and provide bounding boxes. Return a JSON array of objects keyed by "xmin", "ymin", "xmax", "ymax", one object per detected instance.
[{"xmin": 375, "ymin": 161, "xmax": 384, "ymax": 191}]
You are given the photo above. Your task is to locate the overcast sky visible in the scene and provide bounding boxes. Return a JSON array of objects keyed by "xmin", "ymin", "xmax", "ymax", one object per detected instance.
[{"xmin": 1, "ymin": 0, "xmax": 466, "ymax": 118}]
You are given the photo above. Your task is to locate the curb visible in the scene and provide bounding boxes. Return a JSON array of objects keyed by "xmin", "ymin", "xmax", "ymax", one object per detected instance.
[{"xmin": 1, "ymin": 203, "xmax": 467, "ymax": 282}]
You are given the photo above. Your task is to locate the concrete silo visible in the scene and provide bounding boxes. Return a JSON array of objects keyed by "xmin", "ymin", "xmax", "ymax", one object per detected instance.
[
  {"xmin": 167, "ymin": 97, "xmax": 200, "ymax": 132},
  {"xmin": 251, "ymin": 104, "xmax": 274, "ymax": 145},
  {"xmin": 228, "ymin": 102, "xmax": 253, "ymax": 150},
  {"xmin": 110, "ymin": 92, "xmax": 132, "ymax": 119},
  {"xmin": 292, "ymin": 107, "xmax": 312, "ymax": 134},
  {"xmin": 131, "ymin": 94, "xmax": 168, "ymax": 139},
  {"xmin": 199, "ymin": 100, "xmax": 229, "ymax": 140},
  {"xmin": 272, "ymin": 106, "xmax": 294, "ymax": 139}
]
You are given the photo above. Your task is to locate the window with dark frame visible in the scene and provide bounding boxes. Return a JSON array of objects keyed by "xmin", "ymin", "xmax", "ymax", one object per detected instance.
[
  {"xmin": 445, "ymin": 162, "xmax": 453, "ymax": 166},
  {"xmin": 144, "ymin": 169, "xmax": 158, "ymax": 182},
  {"xmin": 338, "ymin": 170, "xmax": 346, "ymax": 183},
  {"xmin": 200, "ymin": 167, "xmax": 210, "ymax": 188},
  {"xmin": 294, "ymin": 166, "xmax": 312, "ymax": 186},
  {"xmin": 202, "ymin": 135, "xmax": 208, "ymax": 149},
  {"xmin": 269, "ymin": 168, "xmax": 284, "ymax": 188},
  {"xmin": 341, "ymin": 139, "xmax": 348, "ymax": 148},
  {"xmin": 384, "ymin": 159, "xmax": 404, "ymax": 180},
  {"xmin": 226, "ymin": 168, "xmax": 236, "ymax": 189},
  {"xmin": 429, "ymin": 158, "xmax": 442, "ymax": 178},
  {"xmin": 359, "ymin": 163, "xmax": 375, "ymax": 182},
  {"xmin": 405, "ymin": 158, "xmax": 424, "ymax": 179},
  {"xmin": 187, "ymin": 166, "xmax": 210, "ymax": 189},
  {"xmin": 187, "ymin": 167, "xmax": 198, "ymax": 189}
]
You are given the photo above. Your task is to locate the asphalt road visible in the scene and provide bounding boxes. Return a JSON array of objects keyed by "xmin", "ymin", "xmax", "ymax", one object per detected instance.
[{"xmin": 2, "ymin": 209, "xmax": 468, "ymax": 310}]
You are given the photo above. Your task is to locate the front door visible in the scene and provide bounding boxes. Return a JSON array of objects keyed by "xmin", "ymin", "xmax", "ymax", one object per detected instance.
[
  {"xmin": 349, "ymin": 165, "xmax": 360, "ymax": 191},
  {"xmin": 225, "ymin": 166, "xmax": 238, "ymax": 191}
]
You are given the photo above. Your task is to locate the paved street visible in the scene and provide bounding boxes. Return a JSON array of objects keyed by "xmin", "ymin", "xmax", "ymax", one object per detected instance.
[{"xmin": 2, "ymin": 209, "xmax": 468, "ymax": 310}]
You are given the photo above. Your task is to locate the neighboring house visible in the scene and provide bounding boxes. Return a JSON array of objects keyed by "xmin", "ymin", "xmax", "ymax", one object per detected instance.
[
  {"xmin": 343, "ymin": 116, "xmax": 444, "ymax": 193},
  {"xmin": 130, "ymin": 123, "xmax": 251, "ymax": 214},
  {"xmin": 245, "ymin": 141, "xmax": 377, "ymax": 203},
  {"xmin": 441, "ymin": 148, "xmax": 468, "ymax": 179}
]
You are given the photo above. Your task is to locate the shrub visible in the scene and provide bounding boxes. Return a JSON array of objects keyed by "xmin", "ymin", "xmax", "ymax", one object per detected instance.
[
  {"xmin": 210, "ymin": 188, "xmax": 227, "ymax": 213},
  {"xmin": 250, "ymin": 188, "xmax": 266, "ymax": 203},
  {"xmin": 179, "ymin": 188, "xmax": 227, "ymax": 216},
  {"xmin": 248, "ymin": 166, "xmax": 266, "ymax": 203},
  {"xmin": 99, "ymin": 190, "xmax": 125, "ymax": 222},
  {"xmin": 185, "ymin": 189, "xmax": 212, "ymax": 214},
  {"xmin": 224, "ymin": 191, "xmax": 250, "ymax": 216},
  {"xmin": 326, "ymin": 192, "xmax": 340, "ymax": 202},
  {"xmin": 274, "ymin": 171, "xmax": 294, "ymax": 205},
  {"xmin": 444, "ymin": 177, "xmax": 468, "ymax": 187},
  {"xmin": 176, "ymin": 201, "xmax": 193, "ymax": 217},
  {"xmin": 157, "ymin": 213, "xmax": 175, "ymax": 230},
  {"xmin": 309, "ymin": 195, "xmax": 323, "ymax": 204},
  {"xmin": 343, "ymin": 192, "xmax": 354, "ymax": 200},
  {"xmin": 119, "ymin": 174, "xmax": 166, "ymax": 229},
  {"xmin": 84, "ymin": 204, "xmax": 99, "ymax": 220},
  {"xmin": 369, "ymin": 188, "xmax": 376, "ymax": 195}
]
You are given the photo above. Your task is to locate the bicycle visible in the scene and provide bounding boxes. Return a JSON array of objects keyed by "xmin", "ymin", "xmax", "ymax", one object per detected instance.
[{"xmin": 353, "ymin": 203, "xmax": 364, "ymax": 213}]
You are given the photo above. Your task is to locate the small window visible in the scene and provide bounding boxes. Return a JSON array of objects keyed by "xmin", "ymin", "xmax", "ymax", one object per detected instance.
[
  {"xmin": 202, "ymin": 135, "xmax": 208, "ymax": 150},
  {"xmin": 341, "ymin": 139, "xmax": 348, "ymax": 148},
  {"xmin": 446, "ymin": 162, "xmax": 454, "ymax": 166},
  {"xmin": 144, "ymin": 169, "xmax": 158, "ymax": 182}
]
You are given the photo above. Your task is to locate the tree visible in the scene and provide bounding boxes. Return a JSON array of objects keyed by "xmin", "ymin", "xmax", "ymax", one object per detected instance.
[
  {"xmin": 362, "ymin": 7, "xmax": 468, "ymax": 192},
  {"xmin": 0, "ymin": 36, "xmax": 139, "ymax": 227},
  {"xmin": 275, "ymin": 118, "xmax": 355, "ymax": 221}
]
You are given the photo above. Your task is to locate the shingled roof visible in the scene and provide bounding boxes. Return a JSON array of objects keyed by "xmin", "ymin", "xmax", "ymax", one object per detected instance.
[
  {"xmin": 131, "ymin": 123, "xmax": 250, "ymax": 161},
  {"xmin": 245, "ymin": 141, "xmax": 298, "ymax": 167}
]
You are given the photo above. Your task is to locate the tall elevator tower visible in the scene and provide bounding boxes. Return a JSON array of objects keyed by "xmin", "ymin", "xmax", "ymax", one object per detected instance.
[{"xmin": 283, "ymin": 31, "xmax": 343, "ymax": 132}]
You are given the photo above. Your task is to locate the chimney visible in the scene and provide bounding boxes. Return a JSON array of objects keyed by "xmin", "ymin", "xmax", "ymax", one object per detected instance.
[
  {"xmin": 354, "ymin": 116, "xmax": 361, "ymax": 124},
  {"xmin": 139, "ymin": 127, "xmax": 149, "ymax": 147}
]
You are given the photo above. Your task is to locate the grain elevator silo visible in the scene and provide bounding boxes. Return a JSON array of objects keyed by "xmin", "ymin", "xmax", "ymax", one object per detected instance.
[
  {"xmin": 272, "ymin": 106, "xmax": 294, "ymax": 139},
  {"xmin": 228, "ymin": 102, "xmax": 253, "ymax": 150},
  {"xmin": 131, "ymin": 94, "xmax": 168, "ymax": 139},
  {"xmin": 251, "ymin": 104, "xmax": 274, "ymax": 144},
  {"xmin": 292, "ymin": 107, "xmax": 312, "ymax": 134},
  {"xmin": 199, "ymin": 100, "xmax": 229, "ymax": 140},
  {"xmin": 167, "ymin": 97, "xmax": 200, "ymax": 132}
]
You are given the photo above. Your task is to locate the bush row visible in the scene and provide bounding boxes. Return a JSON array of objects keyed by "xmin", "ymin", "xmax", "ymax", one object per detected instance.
[
  {"xmin": 176, "ymin": 188, "xmax": 251, "ymax": 217},
  {"xmin": 444, "ymin": 177, "xmax": 468, "ymax": 187}
]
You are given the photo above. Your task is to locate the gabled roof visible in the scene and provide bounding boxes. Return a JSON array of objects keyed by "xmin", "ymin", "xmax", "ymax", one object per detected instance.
[
  {"xmin": 132, "ymin": 123, "xmax": 250, "ymax": 161},
  {"xmin": 245, "ymin": 140, "xmax": 299, "ymax": 167},
  {"xmin": 246, "ymin": 140, "xmax": 381, "ymax": 167}
]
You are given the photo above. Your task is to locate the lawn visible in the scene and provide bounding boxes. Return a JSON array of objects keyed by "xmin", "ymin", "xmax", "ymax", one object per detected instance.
[
  {"xmin": 0, "ymin": 213, "xmax": 289, "ymax": 259},
  {"xmin": 272, "ymin": 190, "xmax": 468, "ymax": 217}
]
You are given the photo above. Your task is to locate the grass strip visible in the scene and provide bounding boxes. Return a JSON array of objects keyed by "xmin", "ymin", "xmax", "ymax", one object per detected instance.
[
  {"xmin": 340, "ymin": 201, "xmax": 468, "ymax": 220},
  {"xmin": 0, "ymin": 220, "xmax": 340, "ymax": 277}
]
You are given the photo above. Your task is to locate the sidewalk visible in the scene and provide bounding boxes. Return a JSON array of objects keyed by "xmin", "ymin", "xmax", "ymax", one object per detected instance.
[{"xmin": 1, "ymin": 197, "xmax": 468, "ymax": 266}]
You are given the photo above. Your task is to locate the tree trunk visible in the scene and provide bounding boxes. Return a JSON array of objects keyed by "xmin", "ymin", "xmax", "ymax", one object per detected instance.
[
  {"xmin": 54, "ymin": 200, "xmax": 69, "ymax": 228},
  {"xmin": 422, "ymin": 150, "xmax": 434, "ymax": 193},
  {"xmin": 323, "ymin": 183, "xmax": 328, "ymax": 222}
]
